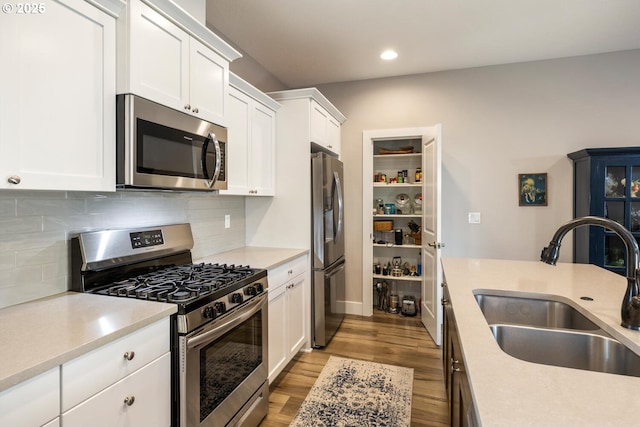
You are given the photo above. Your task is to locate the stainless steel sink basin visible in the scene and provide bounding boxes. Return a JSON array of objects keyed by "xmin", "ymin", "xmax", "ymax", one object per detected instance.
[
  {"xmin": 489, "ymin": 324, "xmax": 640, "ymax": 377},
  {"xmin": 475, "ymin": 292, "xmax": 599, "ymax": 330}
]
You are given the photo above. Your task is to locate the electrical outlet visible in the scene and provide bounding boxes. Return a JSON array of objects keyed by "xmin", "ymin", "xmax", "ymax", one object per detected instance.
[
  {"xmin": 468, "ymin": 212, "xmax": 481, "ymax": 224},
  {"xmin": 225, "ymin": 214, "xmax": 230, "ymax": 228}
]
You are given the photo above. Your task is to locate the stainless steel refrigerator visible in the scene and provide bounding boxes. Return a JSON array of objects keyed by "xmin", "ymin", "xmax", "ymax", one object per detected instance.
[{"xmin": 311, "ymin": 152, "xmax": 346, "ymax": 347}]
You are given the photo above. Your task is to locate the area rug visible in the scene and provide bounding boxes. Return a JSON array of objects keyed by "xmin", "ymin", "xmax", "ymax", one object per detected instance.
[{"xmin": 289, "ymin": 356, "xmax": 413, "ymax": 427}]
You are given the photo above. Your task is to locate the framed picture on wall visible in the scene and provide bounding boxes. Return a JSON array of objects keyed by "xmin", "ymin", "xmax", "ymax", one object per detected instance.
[{"xmin": 519, "ymin": 173, "xmax": 547, "ymax": 206}]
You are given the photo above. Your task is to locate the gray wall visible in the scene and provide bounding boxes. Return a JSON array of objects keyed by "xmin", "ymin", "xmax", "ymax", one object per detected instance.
[
  {"xmin": 0, "ymin": 190, "xmax": 246, "ymax": 308},
  {"xmin": 315, "ymin": 50, "xmax": 640, "ymax": 304}
]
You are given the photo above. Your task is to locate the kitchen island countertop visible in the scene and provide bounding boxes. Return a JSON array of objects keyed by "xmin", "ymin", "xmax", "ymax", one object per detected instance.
[
  {"xmin": 442, "ymin": 257, "xmax": 640, "ymax": 427},
  {"xmin": 0, "ymin": 292, "xmax": 176, "ymax": 392},
  {"xmin": 195, "ymin": 246, "xmax": 308, "ymax": 270}
]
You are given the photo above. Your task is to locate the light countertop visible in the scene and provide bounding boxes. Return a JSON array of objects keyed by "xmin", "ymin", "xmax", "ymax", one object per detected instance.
[
  {"xmin": 195, "ymin": 246, "xmax": 308, "ymax": 270},
  {"xmin": 0, "ymin": 292, "xmax": 176, "ymax": 392},
  {"xmin": 442, "ymin": 257, "xmax": 640, "ymax": 427}
]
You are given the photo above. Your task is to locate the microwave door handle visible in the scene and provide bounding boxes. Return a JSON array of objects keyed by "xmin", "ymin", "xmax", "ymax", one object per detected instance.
[{"xmin": 201, "ymin": 132, "xmax": 221, "ymax": 189}]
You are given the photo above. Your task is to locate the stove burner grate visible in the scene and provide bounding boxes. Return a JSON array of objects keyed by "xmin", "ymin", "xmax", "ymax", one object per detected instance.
[{"xmin": 96, "ymin": 263, "xmax": 255, "ymax": 304}]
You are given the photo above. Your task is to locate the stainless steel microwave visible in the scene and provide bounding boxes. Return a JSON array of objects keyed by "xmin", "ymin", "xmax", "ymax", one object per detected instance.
[{"xmin": 116, "ymin": 94, "xmax": 227, "ymax": 191}]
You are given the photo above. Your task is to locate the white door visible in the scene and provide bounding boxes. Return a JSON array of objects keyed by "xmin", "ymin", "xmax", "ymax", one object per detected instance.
[{"xmin": 422, "ymin": 126, "xmax": 443, "ymax": 345}]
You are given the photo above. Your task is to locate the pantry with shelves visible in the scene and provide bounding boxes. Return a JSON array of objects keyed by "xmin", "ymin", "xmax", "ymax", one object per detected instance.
[{"xmin": 362, "ymin": 125, "xmax": 444, "ymax": 344}]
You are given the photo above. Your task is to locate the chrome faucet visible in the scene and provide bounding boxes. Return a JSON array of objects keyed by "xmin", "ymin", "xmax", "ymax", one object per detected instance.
[{"xmin": 541, "ymin": 216, "xmax": 640, "ymax": 330}]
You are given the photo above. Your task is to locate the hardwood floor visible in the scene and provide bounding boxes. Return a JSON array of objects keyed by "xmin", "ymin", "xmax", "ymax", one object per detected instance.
[{"xmin": 260, "ymin": 310, "xmax": 449, "ymax": 427}]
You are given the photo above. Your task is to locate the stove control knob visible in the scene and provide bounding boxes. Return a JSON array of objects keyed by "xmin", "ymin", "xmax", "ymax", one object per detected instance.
[
  {"xmin": 202, "ymin": 306, "xmax": 216, "ymax": 319},
  {"xmin": 231, "ymin": 293, "xmax": 243, "ymax": 304},
  {"xmin": 255, "ymin": 283, "xmax": 264, "ymax": 293},
  {"xmin": 215, "ymin": 301, "xmax": 226, "ymax": 314},
  {"xmin": 245, "ymin": 286, "xmax": 257, "ymax": 296}
]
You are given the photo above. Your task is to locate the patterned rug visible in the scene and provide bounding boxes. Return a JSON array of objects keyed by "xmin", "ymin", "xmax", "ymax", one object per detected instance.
[{"xmin": 289, "ymin": 356, "xmax": 414, "ymax": 427}]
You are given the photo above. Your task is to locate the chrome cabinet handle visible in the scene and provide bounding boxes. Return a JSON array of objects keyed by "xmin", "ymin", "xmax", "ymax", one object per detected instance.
[
  {"xmin": 7, "ymin": 176, "xmax": 20, "ymax": 185},
  {"xmin": 193, "ymin": 107, "xmax": 199, "ymax": 113},
  {"xmin": 124, "ymin": 396, "xmax": 135, "ymax": 406},
  {"xmin": 123, "ymin": 351, "xmax": 135, "ymax": 361},
  {"xmin": 184, "ymin": 104, "xmax": 191, "ymax": 111}
]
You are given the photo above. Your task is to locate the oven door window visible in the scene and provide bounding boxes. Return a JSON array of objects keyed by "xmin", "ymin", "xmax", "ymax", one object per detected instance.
[
  {"xmin": 136, "ymin": 118, "xmax": 223, "ymax": 180},
  {"xmin": 199, "ymin": 310, "xmax": 263, "ymax": 422}
]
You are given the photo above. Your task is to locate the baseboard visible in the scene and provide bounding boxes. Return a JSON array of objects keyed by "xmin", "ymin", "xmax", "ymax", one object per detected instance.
[{"xmin": 343, "ymin": 300, "xmax": 364, "ymax": 316}]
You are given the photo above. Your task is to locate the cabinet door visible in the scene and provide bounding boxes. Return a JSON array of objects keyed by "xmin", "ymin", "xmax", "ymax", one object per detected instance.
[
  {"xmin": 189, "ymin": 38, "xmax": 228, "ymax": 125},
  {"xmin": 327, "ymin": 116, "xmax": 341, "ymax": 156},
  {"xmin": 62, "ymin": 353, "xmax": 171, "ymax": 427},
  {"xmin": 62, "ymin": 318, "xmax": 169, "ymax": 411},
  {"xmin": 222, "ymin": 87, "xmax": 251, "ymax": 195},
  {"xmin": 0, "ymin": 0, "xmax": 115, "ymax": 191},
  {"xmin": 249, "ymin": 103, "xmax": 276, "ymax": 195},
  {"xmin": 268, "ymin": 284, "xmax": 287, "ymax": 383},
  {"xmin": 129, "ymin": 0, "xmax": 189, "ymax": 113},
  {"xmin": 0, "ymin": 367, "xmax": 59, "ymax": 427},
  {"xmin": 310, "ymin": 100, "xmax": 329, "ymax": 146},
  {"xmin": 286, "ymin": 274, "xmax": 306, "ymax": 356}
]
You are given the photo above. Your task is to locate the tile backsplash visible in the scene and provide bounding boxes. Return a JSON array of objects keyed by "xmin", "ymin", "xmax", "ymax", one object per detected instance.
[{"xmin": 0, "ymin": 190, "xmax": 246, "ymax": 309}]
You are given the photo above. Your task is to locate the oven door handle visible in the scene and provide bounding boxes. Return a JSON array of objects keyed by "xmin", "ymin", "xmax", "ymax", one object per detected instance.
[{"xmin": 187, "ymin": 293, "xmax": 267, "ymax": 350}]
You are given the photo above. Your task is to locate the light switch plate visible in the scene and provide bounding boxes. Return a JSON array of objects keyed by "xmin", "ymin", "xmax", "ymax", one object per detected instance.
[
  {"xmin": 468, "ymin": 212, "xmax": 481, "ymax": 224},
  {"xmin": 225, "ymin": 214, "xmax": 230, "ymax": 228}
]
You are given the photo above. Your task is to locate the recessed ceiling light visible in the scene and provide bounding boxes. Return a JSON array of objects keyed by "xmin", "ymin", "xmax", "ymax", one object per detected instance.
[{"xmin": 380, "ymin": 50, "xmax": 398, "ymax": 60}]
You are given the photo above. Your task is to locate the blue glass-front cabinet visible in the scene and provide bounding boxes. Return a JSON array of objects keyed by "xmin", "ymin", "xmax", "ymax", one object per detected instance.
[{"xmin": 569, "ymin": 147, "xmax": 640, "ymax": 275}]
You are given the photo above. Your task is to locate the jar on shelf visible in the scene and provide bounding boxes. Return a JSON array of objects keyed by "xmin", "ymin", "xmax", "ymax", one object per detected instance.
[
  {"xmin": 375, "ymin": 198, "xmax": 384, "ymax": 214},
  {"xmin": 415, "ymin": 167, "xmax": 422, "ymax": 183}
]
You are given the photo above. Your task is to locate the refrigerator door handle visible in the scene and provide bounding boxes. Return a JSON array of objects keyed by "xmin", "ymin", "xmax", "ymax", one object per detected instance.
[
  {"xmin": 325, "ymin": 260, "xmax": 346, "ymax": 278},
  {"xmin": 333, "ymin": 171, "xmax": 344, "ymax": 243}
]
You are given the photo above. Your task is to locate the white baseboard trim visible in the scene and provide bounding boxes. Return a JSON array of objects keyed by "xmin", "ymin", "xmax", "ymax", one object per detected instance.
[{"xmin": 344, "ymin": 300, "xmax": 365, "ymax": 316}]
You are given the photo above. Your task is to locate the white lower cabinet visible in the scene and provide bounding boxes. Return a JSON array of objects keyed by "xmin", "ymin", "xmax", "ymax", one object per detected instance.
[
  {"xmin": 61, "ymin": 317, "xmax": 171, "ymax": 427},
  {"xmin": 0, "ymin": 317, "xmax": 171, "ymax": 427},
  {"xmin": 61, "ymin": 318, "xmax": 169, "ymax": 411},
  {"xmin": 0, "ymin": 367, "xmax": 59, "ymax": 427},
  {"xmin": 267, "ymin": 255, "xmax": 308, "ymax": 383},
  {"xmin": 61, "ymin": 353, "xmax": 171, "ymax": 427}
]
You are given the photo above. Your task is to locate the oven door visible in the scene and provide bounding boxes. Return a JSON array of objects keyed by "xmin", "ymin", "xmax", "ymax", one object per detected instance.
[{"xmin": 181, "ymin": 293, "xmax": 268, "ymax": 427}]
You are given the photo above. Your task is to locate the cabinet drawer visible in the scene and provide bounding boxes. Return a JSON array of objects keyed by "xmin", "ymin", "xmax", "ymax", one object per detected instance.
[
  {"xmin": 61, "ymin": 317, "xmax": 169, "ymax": 411},
  {"xmin": 62, "ymin": 352, "xmax": 171, "ymax": 427},
  {"xmin": 268, "ymin": 255, "xmax": 307, "ymax": 289},
  {"xmin": 0, "ymin": 367, "xmax": 59, "ymax": 427}
]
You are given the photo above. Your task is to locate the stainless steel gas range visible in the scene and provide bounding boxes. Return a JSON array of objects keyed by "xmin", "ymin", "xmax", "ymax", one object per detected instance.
[{"xmin": 71, "ymin": 223, "xmax": 269, "ymax": 427}]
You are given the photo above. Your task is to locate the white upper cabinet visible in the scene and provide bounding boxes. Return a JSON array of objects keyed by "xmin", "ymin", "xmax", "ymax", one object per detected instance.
[
  {"xmin": 269, "ymin": 88, "xmax": 345, "ymax": 157},
  {"xmin": 0, "ymin": 0, "xmax": 122, "ymax": 191},
  {"xmin": 118, "ymin": 0, "xmax": 241, "ymax": 126},
  {"xmin": 221, "ymin": 73, "xmax": 280, "ymax": 196},
  {"xmin": 310, "ymin": 100, "xmax": 342, "ymax": 155}
]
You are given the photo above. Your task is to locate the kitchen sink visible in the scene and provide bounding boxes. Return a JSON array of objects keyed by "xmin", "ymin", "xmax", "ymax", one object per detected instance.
[
  {"xmin": 489, "ymin": 324, "xmax": 640, "ymax": 377},
  {"xmin": 474, "ymin": 292, "xmax": 599, "ymax": 330}
]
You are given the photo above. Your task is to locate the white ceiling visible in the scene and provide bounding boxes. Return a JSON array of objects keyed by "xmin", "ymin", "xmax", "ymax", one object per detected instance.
[{"xmin": 206, "ymin": 0, "xmax": 640, "ymax": 88}]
